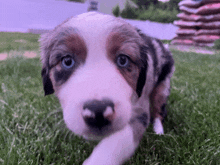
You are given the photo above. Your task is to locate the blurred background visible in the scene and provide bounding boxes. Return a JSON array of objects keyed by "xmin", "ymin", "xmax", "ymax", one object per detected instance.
[{"xmin": 0, "ymin": 0, "xmax": 180, "ymax": 40}]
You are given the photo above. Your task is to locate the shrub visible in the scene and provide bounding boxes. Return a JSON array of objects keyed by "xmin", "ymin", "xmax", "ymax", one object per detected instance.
[
  {"xmin": 132, "ymin": 0, "xmax": 158, "ymax": 9},
  {"xmin": 112, "ymin": 1, "xmax": 179, "ymax": 23},
  {"xmin": 137, "ymin": 5, "xmax": 178, "ymax": 23},
  {"xmin": 132, "ymin": 0, "xmax": 181, "ymax": 11},
  {"xmin": 120, "ymin": 1, "xmax": 138, "ymax": 19},
  {"xmin": 112, "ymin": 5, "xmax": 120, "ymax": 17},
  {"xmin": 169, "ymin": 0, "xmax": 181, "ymax": 10},
  {"xmin": 214, "ymin": 39, "xmax": 220, "ymax": 50}
]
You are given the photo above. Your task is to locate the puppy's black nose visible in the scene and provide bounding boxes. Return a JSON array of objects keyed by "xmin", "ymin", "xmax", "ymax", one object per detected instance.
[{"xmin": 82, "ymin": 99, "xmax": 115, "ymax": 129}]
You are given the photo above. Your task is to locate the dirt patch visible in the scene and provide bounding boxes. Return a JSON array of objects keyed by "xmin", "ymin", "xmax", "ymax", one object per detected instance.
[
  {"xmin": 0, "ymin": 53, "xmax": 8, "ymax": 61},
  {"xmin": 14, "ymin": 39, "xmax": 27, "ymax": 43},
  {"xmin": 0, "ymin": 51, "xmax": 38, "ymax": 61},
  {"xmin": 23, "ymin": 51, "xmax": 38, "ymax": 58},
  {"xmin": 169, "ymin": 45, "xmax": 215, "ymax": 55}
]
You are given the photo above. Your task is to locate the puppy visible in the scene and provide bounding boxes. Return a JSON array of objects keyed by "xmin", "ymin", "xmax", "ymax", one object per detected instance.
[{"xmin": 40, "ymin": 12, "xmax": 175, "ymax": 165}]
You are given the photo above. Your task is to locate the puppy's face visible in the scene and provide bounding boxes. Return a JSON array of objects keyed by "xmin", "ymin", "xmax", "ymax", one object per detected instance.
[{"xmin": 40, "ymin": 12, "xmax": 147, "ymax": 140}]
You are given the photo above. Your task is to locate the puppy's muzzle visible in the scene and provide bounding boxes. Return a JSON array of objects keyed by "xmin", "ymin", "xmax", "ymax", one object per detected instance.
[{"xmin": 82, "ymin": 99, "xmax": 115, "ymax": 129}]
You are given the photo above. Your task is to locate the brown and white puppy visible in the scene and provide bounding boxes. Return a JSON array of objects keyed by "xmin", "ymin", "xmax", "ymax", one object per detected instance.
[{"xmin": 40, "ymin": 12, "xmax": 175, "ymax": 165}]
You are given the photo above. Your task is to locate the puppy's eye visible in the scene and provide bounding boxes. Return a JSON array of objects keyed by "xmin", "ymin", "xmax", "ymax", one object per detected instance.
[
  {"xmin": 61, "ymin": 56, "xmax": 75, "ymax": 69},
  {"xmin": 116, "ymin": 54, "xmax": 129, "ymax": 68}
]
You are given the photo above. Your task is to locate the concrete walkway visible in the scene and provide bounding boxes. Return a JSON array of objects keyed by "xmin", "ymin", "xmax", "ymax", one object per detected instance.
[
  {"xmin": 0, "ymin": 0, "xmax": 178, "ymax": 40},
  {"xmin": 0, "ymin": 51, "xmax": 39, "ymax": 61},
  {"xmin": 125, "ymin": 19, "xmax": 178, "ymax": 40},
  {"xmin": 0, "ymin": 0, "xmax": 88, "ymax": 32}
]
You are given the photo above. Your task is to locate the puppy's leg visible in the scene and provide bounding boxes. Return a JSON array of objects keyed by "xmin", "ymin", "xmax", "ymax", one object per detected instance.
[
  {"xmin": 150, "ymin": 79, "xmax": 169, "ymax": 134},
  {"xmin": 150, "ymin": 66, "xmax": 175, "ymax": 135},
  {"xmin": 83, "ymin": 125, "xmax": 138, "ymax": 165}
]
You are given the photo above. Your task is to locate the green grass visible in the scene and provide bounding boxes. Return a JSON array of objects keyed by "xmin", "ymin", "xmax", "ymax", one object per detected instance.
[
  {"xmin": 0, "ymin": 33, "xmax": 220, "ymax": 164},
  {"xmin": 214, "ymin": 39, "xmax": 220, "ymax": 50},
  {"xmin": 0, "ymin": 32, "xmax": 39, "ymax": 53}
]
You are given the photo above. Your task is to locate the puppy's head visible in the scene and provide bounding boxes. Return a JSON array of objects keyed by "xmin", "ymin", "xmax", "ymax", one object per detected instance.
[{"xmin": 40, "ymin": 12, "xmax": 147, "ymax": 140}]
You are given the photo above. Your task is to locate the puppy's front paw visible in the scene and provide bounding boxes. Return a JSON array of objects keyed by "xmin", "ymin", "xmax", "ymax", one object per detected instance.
[
  {"xmin": 153, "ymin": 117, "xmax": 164, "ymax": 135},
  {"xmin": 82, "ymin": 158, "xmax": 89, "ymax": 165},
  {"xmin": 82, "ymin": 125, "xmax": 137, "ymax": 165}
]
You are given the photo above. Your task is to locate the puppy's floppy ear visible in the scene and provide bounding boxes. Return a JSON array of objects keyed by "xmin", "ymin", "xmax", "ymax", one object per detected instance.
[
  {"xmin": 41, "ymin": 67, "xmax": 54, "ymax": 96},
  {"xmin": 136, "ymin": 64, "xmax": 147, "ymax": 97},
  {"xmin": 39, "ymin": 32, "xmax": 54, "ymax": 96},
  {"xmin": 136, "ymin": 29, "xmax": 148, "ymax": 98}
]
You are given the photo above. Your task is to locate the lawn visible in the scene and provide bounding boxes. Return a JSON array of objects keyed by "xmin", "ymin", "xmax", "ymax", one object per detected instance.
[
  {"xmin": 0, "ymin": 33, "xmax": 220, "ymax": 165},
  {"xmin": 0, "ymin": 32, "xmax": 39, "ymax": 53}
]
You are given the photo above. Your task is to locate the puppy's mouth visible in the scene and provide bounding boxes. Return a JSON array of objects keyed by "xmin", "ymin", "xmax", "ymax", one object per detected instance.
[
  {"xmin": 82, "ymin": 116, "xmax": 125, "ymax": 140},
  {"xmin": 86, "ymin": 124, "xmax": 113, "ymax": 136}
]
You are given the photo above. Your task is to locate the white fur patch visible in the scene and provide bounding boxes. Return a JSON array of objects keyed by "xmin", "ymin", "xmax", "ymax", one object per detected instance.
[
  {"xmin": 153, "ymin": 117, "xmax": 164, "ymax": 135},
  {"xmin": 57, "ymin": 58, "xmax": 132, "ymax": 137},
  {"xmin": 65, "ymin": 12, "xmax": 124, "ymax": 51}
]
